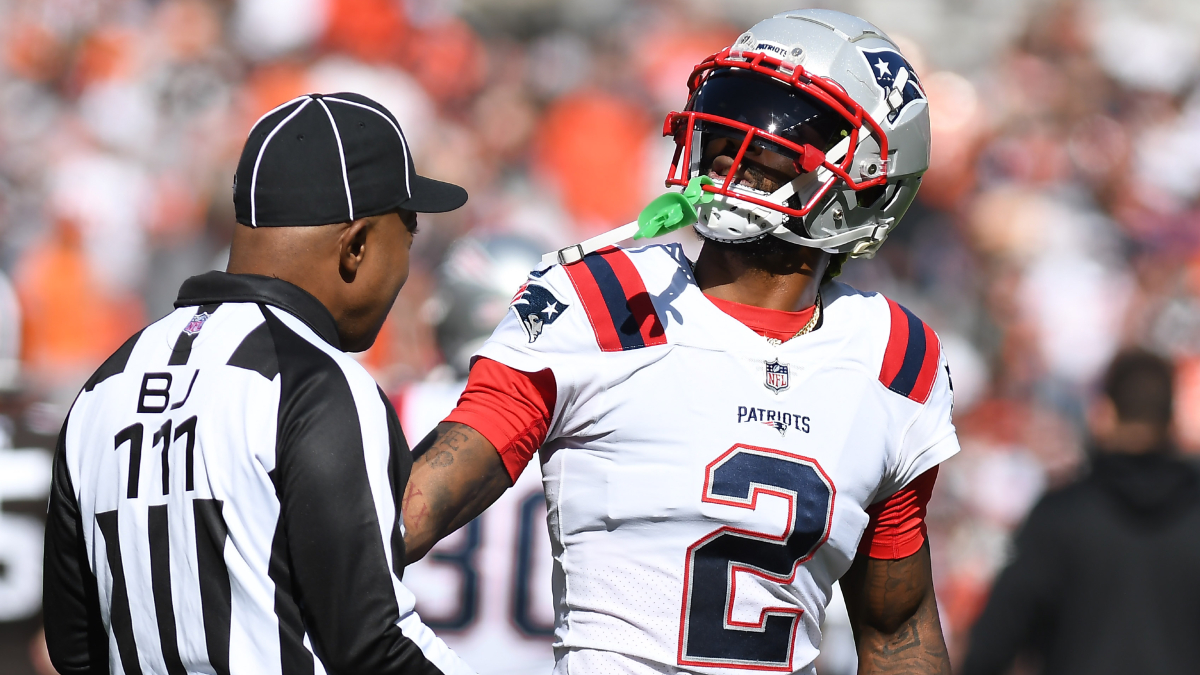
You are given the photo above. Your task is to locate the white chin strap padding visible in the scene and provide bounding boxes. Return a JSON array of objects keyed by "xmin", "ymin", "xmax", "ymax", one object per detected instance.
[{"xmin": 697, "ymin": 194, "xmax": 784, "ymax": 239}]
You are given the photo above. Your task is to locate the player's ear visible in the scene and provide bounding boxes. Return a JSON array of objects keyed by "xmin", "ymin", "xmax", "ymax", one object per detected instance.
[{"xmin": 338, "ymin": 217, "xmax": 374, "ymax": 282}]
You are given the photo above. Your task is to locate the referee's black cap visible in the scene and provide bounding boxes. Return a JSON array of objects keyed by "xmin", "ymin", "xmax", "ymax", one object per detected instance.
[{"xmin": 233, "ymin": 92, "xmax": 467, "ymax": 227}]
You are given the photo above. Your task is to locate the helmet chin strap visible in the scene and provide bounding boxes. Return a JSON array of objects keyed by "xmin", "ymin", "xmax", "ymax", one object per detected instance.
[{"xmin": 701, "ymin": 191, "xmax": 888, "ymax": 250}]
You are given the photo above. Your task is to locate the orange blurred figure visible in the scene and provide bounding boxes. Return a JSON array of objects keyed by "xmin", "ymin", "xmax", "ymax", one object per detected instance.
[
  {"xmin": 69, "ymin": 26, "xmax": 142, "ymax": 92},
  {"xmin": 323, "ymin": 0, "xmax": 411, "ymax": 64},
  {"xmin": 534, "ymin": 90, "xmax": 650, "ymax": 234},
  {"xmin": 3, "ymin": 20, "xmax": 66, "ymax": 82},
  {"xmin": 402, "ymin": 18, "xmax": 487, "ymax": 106},
  {"xmin": 635, "ymin": 26, "xmax": 738, "ymax": 111},
  {"xmin": 239, "ymin": 62, "xmax": 313, "ymax": 134},
  {"xmin": 155, "ymin": 0, "xmax": 223, "ymax": 62},
  {"xmin": 15, "ymin": 218, "xmax": 144, "ymax": 386},
  {"xmin": 1175, "ymin": 356, "xmax": 1200, "ymax": 454}
]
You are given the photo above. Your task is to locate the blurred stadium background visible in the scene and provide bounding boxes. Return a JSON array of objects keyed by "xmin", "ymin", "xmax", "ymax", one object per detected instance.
[{"xmin": 2, "ymin": 0, "xmax": 1200, "ymax": 673}]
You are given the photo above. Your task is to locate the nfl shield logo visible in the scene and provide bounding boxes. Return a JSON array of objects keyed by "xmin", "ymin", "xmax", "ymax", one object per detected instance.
[
  {"xmin": 184, "ymin": 312, "xmax": 210, "ymax": 336},
  {"xmin": 764, "ymin": 359, "xmax": 789, "ymax": 394}
]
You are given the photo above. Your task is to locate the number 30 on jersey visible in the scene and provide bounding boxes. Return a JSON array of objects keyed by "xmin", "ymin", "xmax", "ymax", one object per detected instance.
[{"xmin": 678, "ymin": 444, "xmax": 835, "ymax": 670}]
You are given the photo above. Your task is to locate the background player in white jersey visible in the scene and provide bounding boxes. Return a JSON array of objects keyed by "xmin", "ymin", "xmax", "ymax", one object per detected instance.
[
  {"xmin": 403, "ymin": 9, "xmax": 954, "ymax": 675},
  {"xmin": 395, "ymin": 234, "xmax": 556, "ymax": 675}
]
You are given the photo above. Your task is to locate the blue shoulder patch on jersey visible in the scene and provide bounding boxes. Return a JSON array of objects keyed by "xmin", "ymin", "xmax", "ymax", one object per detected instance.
[{"xmin": 511, "ymin": 284, "xmax": 569, "ymax": 343}]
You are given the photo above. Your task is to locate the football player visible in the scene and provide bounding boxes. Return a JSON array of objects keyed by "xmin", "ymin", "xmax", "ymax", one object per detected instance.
[
  {"xmin": 394, "ymin": 235, "xmax": 555, "ymax": 675},
  {"xmin": 404, "ymin": 9, "xmax": 953, "ymax": 675}
]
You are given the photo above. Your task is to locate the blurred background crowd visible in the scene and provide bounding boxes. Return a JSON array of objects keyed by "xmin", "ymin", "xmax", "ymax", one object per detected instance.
[{"xmin": 2, "ymin": 0, "xmax": 1200, "ymax": 673}]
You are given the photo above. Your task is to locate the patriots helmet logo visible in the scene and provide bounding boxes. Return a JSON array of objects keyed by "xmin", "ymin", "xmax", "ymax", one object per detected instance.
[
  {"xmin": 763, "ymin": 420, "xmax": 789, "ymax": 436},
  {"xmin": 860, "ymin": 48, "xmax": 926, "ymax": 125},
  {"xmin": 511, "ymin": 283, "xmax": 569, "ymax": 343}
]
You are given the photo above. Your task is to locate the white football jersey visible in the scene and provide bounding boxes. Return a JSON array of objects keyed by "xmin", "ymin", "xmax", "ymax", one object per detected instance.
[
  {"xmin": 473, "ymin": 243, "xmax": 959, "ymax": 675},
  {"xmin": 397, "ymin": 381, "xmax": 557, "ymax": 675}
]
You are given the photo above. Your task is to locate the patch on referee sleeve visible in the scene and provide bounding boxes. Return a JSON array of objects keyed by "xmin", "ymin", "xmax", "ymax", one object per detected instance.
[
  {"xmin": 562, "ymin": 246, "xmax": 667, "ymax": 352},
  {"xmin": 879, "ymin": 298, "xmax": 940, "ymax": 404}
]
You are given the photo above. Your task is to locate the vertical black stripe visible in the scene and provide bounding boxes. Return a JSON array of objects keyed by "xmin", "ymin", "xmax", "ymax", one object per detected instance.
[
  {"xmin": 148, "ymin": 505, "xmax": 186, "ymax": 675},
  {"xmin": 379, "ymin": 388, "xmax": 410, "ymax": 580},
  {"xmin": 888, "ymin": 305, "xmax": 927, "ymax": 397},
  {"xmin": 582, "ymin": 253, "xmax": 646, "ymax": 350},
  {"xmin": 266, "ymin": 501, "xmax": 315, "ymax": 675},
  {"xmin": 264, "ymin": 308, "xmax": 444, "ymax": 674},
  {"xmin": 168, "ymin": 303, "xmax": 221, "ymax": 366},
  {"xmin": 95, "ymin": 510, "xmax": 143, "ymax": 675},
  {"xmin": 194, "ymin": 499, "xmax": 232, "ymax": 675},
  {"xmin": 44, "ymin": 420, "xmax": 110, "ymax": 672}
]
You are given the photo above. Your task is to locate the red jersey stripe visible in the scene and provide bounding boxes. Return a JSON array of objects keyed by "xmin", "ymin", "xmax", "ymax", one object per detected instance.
[
  {"xmin": 563, "ymin": 256, "xmax": 625, "ymax": 351},
  {"xmin": 599, "ymin": 248, "xmax": 667, "ymax": 347},
  {"xmin": 909, "ymin": 321, "xmax": 941, "ymax": 405},
  {"xmin": 879, "ymin": 298, "xmax": 910, "ymax": 388}
]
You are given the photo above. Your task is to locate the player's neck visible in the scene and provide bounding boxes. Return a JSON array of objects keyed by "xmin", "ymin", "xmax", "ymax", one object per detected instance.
[{"xmin": 693, "ymin": 240, "xmax": 828, "ymax": 312}]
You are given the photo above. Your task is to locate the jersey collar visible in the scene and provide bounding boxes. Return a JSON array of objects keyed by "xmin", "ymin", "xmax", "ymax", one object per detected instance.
[{"xmin": 175, "ymin": 271, "xmax": 341, "ymax": 349}]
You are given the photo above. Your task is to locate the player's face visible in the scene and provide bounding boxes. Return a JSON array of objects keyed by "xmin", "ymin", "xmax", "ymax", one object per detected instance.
[{"xmin": 701, "ymin": 136, "xmax": 802, "ymax": 194}]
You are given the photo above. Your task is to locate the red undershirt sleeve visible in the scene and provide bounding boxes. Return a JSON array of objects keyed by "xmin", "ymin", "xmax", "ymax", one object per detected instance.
[
  {"xmin": 857, "ymin": 466, "xmax": 939, "ymax": 560},
  {"xmin": 442, "ymin": 357, "xmax": 557, "ymax": 483}
]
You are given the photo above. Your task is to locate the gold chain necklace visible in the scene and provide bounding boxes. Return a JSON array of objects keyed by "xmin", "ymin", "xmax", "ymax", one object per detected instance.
[{"xmin": 765, "ymin": 292, "xmax": 821, "ymax": 346}]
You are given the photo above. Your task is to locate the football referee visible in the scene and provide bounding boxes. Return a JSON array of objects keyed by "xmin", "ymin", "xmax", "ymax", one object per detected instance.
[{"xmin": 43, "ymin": 93, "xmax": 474, "ymax": 675}]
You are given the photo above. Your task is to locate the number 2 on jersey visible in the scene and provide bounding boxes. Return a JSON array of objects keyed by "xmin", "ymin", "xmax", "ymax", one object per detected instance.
[{"xmin": 678, "ymin": 444, "xmax": 834, "ymax": 670}]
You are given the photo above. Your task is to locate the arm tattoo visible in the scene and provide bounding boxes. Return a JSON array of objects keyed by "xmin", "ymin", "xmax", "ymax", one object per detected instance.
[
  {"xmin": 878, "ymin": 615, "xmax": 921, "ymax": 657},
  {"xmin": 402, "ymin": 422, "xmax": 510, "ymax": 562},
  {"xmin": 413, "ymin": 425, "xmax": 473, "ymax": 469},
  {"xmin": 842, "ymin": 543, "xmax": 951, "ymax": 674},
  {"xmin": 401, "ymin": 483, "xmax": 431, "ymax": 534},
  {"xmin": 428, "ymin": 450, "xmax": 454, "ymax": 468}
]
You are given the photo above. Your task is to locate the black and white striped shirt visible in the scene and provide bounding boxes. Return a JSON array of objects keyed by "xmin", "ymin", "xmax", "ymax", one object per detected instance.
[{"xmin": 43, "ymin": 271, "xmax": 473, "ymax": 675}]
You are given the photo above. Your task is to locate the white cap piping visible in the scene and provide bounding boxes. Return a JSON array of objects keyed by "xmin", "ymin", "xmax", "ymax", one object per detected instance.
[
  {"xmin": 250, "ymin": 97, "xmax": 313, "ymax": 227},
  {"xmin": 324, "ymin": 96, "xmax": 411, "ymax": 200},
  {"xmin": 316, "ymin": 98, "xmax": 354, "ymax": 222}
]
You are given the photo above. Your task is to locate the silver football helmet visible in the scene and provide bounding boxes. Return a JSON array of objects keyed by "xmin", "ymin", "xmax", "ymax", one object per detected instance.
[
  {"xmin": 432, "ymin": 234, "xmax": 545, "ymax": 379},
  {"xmin": 662, "ymin": 9, "xmax": 931, "ymax": 258}
]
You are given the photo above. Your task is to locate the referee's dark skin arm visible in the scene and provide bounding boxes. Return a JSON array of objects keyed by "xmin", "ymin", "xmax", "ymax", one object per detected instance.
[{"xmin": 43, "ymin": 209, "xmax": 418, "ymax": 673}]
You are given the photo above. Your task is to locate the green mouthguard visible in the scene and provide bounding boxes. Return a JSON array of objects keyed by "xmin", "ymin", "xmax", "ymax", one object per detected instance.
[{"xmin": 633, "ymin": 176, "xmax": 715, "ymax": 240}]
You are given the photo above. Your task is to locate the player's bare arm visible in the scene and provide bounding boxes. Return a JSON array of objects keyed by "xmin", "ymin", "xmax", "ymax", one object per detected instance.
[
  {"xmin": 840, "ymin": 543, "xmax": 951, "ymax": 675},
  {"xmin": 404, "ymin": 422, "xmax": 511, "ymax": 561}
]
